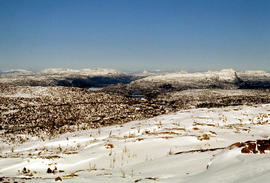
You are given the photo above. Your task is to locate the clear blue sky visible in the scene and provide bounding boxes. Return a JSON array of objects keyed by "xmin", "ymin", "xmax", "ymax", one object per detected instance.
[{"xmin": 0, "ymin": 0, "xmax": 269, "ymax": 72}]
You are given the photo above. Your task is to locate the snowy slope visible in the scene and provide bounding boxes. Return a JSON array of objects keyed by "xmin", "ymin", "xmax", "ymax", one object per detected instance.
[
  {"xmin": 136, "ymin": 69, "xmax": 270, "ymax": 83},
  {"xmin": 129, "ymin": 69, "xmax": 270, "ymax": 91},
  {"xmin": 1, "ymin": 104, "xmax": 270, "ymax": 182},
  {"xmin": 239, "ymin": 70, "xmax": 270, "ymax": 81},
  {"xmin": 129, "ymin": 69, "xmax": 240, "ymax": 90},
  {"xmin": 141, "ymin": 69, "xmax": 237, "ymax": 83}
]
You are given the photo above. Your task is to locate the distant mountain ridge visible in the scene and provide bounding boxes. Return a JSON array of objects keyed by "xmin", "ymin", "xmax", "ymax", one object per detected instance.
[
  {"xmin": 1, "ymin": 68, "xmax": 270, "ymax": 91},
  {"xmin": 102, "ymin": 69, "xmax": 270, "ymax": 99},
  {"xmin": 0, "ymin": 69, "xmax": 34, "ymax": 74},
  {"xmin": 0, "ymin": 67, "xmax": 143, "ymax": 88},
  {"xmin": 40, "ymin": 68, "xmax": 119, "ymax": 75}
]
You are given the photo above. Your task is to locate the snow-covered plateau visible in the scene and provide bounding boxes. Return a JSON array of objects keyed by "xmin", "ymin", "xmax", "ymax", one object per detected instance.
[{"xmin": 1, "ymin": 104, "xmax": 270, "ymax": 182}]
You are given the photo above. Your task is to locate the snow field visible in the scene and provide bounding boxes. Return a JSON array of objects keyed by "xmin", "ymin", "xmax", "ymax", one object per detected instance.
[{"xmin": 1, "ymin": 104, "xmax": 270, "ymax": 182}]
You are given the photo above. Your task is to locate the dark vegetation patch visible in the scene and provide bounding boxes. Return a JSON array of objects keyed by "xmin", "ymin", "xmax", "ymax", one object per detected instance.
[
  {"xmin": 56, "ymin": 75, "xmax": 141, "ymax": 88},
  {"xmin": 1, "ymin": 86, "xmax": 270, "ymax": 140},
  {"xmin": 0, "ymin": 73, "xmax": 143, "ymax": 88},
  {"xmin": 238, "ymin": 81, "xmax": 270, "ymax": 89},
  {"xmin": 196, "ymin": 96, "xmax": 270, "ymax": 108},
  {"xmin": 0, "ymin": 86, "xmax": 178, "ymax": 138}
]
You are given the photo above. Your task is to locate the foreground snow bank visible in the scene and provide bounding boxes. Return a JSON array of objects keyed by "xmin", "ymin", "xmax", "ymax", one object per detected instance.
[{"xmin": 1, "ymin": 104, "xmax": 270, "ymax": 182}]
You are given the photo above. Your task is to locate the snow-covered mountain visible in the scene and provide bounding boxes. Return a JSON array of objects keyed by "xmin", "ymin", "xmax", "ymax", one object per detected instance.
[
  {"xmin": 127, "ymin": 69, "xmax": 270, "ymax": 92},
  {"xmin": 1, "ymin": 68, "xmax": 270, "ymax": 90},
  {"xmin": 41, "ymin": 68, "xmax": 119, "ymax": 76},
  {"xmin": 0, "ymin": 69, "xmax": 34, "ymax": 75},
  {"xmin": 239, "ymin": 70, "xmax": 270, "ymax": 80},
  {"xmin": 141, "ymin": 69, "xmax": 237, "ymax": 83},
  {"xmin": 0, "ymin": 68, "xmax": 141, "ymax": 88}
]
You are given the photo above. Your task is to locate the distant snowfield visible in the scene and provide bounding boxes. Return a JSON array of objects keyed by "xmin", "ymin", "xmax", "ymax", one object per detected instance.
[
  {"xmin": 1, "ymin": 104, "xmax": 270, "ymax": 182},
  {"xmin": 40, "ymin": 68, "xmax": 119, "ymax": 75},
  {"xmin": 141, "ymin": 69, "xmax": 238, "ymax": 82},
  {"xmin": 134, "ymin": 69, "xmax": 270, "ymax": 85}
]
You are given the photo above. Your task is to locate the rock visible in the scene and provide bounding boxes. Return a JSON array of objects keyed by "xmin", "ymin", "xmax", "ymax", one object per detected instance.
[
  {"xmin": 55, "ymin": 176, "xmax": 62, "ymax": 181},
  {"xmin": 47, "ymin": 168, "xmax": 53, "ymax": 173}
]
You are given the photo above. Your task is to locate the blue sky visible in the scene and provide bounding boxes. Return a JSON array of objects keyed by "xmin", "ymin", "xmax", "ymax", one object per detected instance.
[{"xmin": 0, "ymin": 0, "xmax": 269, "ymax": 72}]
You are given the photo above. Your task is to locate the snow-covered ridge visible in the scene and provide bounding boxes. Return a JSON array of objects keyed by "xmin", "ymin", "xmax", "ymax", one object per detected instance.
[
  {"xmin": 0, "ymin": 68, "xmax": 140, "ymax": 88},
  {"xmin": 1, "ymin": 68, "xmax": 270, "ymax": 78},
  {"xmin": 140, "ymin": 69, "xmax": 238, "ymax": 82},
  {"xmin": 0, "ymin": 68, "xmax": 120, "ymax": 76},
  {"xmin": 41, "ymin": 68, "xmax": 119, "ymax": 75},
  {"xmin": 239, "ymin": 70, "xmax": 270, "ymax": 79},
  {"xmin": 0, "ymin": 69, "xmax": 34, "ymax": 74},
  {"xmin": 135, "ymin": 69, "xmax": 270, "ymax": 84},
  {"xmin": 241, "ymin": 70, "xmax": 268, "ymax": 74},
  {"xmin": 2, "ymin": 68, "xmax": 270, "ymax": 90}
]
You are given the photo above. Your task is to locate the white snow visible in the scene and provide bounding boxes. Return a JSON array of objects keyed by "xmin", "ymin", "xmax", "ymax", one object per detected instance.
[
  {"xmin": 41, "ymin": 68, "xmax": 119, "ymax": 76},
  {"xmin": 1, "ymin": 104, "xmax": 270, "ymax": 182},
  {"xmin": 133, "ymin": 69, "xmax": 270, "ymax": 87},
  {"xmin": 139, "ymin": 69, "xmax": 237, "ymax": 83},
  {"xmin": 1, "ymin": 69, "xmax": 34, "ymax": 74}
]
